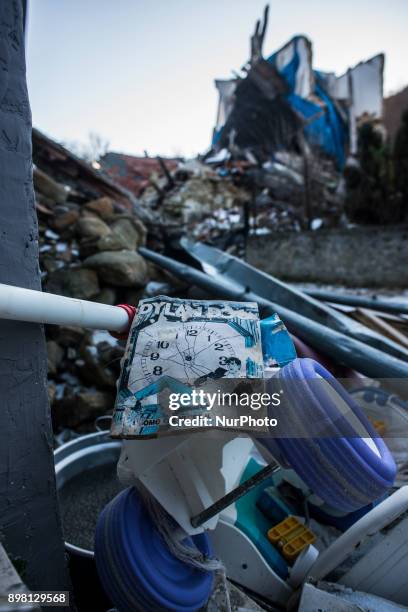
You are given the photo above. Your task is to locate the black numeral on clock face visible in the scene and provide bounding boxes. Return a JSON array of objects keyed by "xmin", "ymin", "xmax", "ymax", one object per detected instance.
[
  {"xmin": 150, "ymin": 352, "xmax": 159, "ymax": 360},
  {"xmin": 219, "ymin": 356, "xmax": 228, "ymax": 365},
  {"xmin": 187, "ymin": 329, "xmax": 198, "ymax": 336},
  {"xmin": 214, "ymin": 343, "xmax": 224, "ymax": 351},
  {"xmin": 157, "ymin": 341, "xmax": 169, "ymax": 349},
  {"xmin": 153, "ymin": 366, "xmax": 163, "ymax": 375}
]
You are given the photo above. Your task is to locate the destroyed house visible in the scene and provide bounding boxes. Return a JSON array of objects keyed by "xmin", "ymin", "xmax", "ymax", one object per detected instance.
[{"xmin": 213, "ymin": 35, "xmax": 384, "ymax": 167}]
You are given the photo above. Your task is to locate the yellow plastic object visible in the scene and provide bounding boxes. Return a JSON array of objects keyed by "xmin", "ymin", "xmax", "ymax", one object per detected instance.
[{"xmin": 267, "ymin": 516, "xmax": 316, "ymax": 562}]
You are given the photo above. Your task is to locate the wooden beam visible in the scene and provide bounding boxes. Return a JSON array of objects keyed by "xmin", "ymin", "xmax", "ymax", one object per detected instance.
[{"xmin": 353, "ymin": 308, "xmax": 408, "ymax": 349}]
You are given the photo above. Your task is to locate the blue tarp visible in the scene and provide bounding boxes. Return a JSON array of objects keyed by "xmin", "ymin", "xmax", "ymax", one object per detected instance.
[{"xmin": 267, "ymin": 37, "xmax": 347, "ymax": 168}]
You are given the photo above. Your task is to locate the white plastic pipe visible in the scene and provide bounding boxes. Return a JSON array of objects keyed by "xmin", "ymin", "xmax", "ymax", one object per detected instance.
[
  {"xmin": 0, "ymin": 283, "xmax": 129, "ymax": 332},
  {"xmin": 306, "ymin": 486, "xmax": 408, "ymax": 581}
]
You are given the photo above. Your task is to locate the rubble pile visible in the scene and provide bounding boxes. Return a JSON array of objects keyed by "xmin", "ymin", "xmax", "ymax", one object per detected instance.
[
  {"xmin": 245, "ymin": 152, "xmax": 340, "ymax": 232},
  {"xmin": 132, "ymin": 154, "xmax": 340, "ymax": 253},
  {"xmin": 137, "ymin": 159, "xmax": 251, "ymax": 250}
]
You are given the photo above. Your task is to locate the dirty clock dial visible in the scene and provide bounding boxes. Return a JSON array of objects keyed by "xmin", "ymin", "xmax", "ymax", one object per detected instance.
[{"xmin": 140, "ymin": 323, "xmax": 236, "ymax": 383}]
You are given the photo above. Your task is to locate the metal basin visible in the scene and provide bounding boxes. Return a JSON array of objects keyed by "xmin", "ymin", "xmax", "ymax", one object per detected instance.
[{"xmin": 54, "ymin": 430, "xmax": 122, "ymax": 558}]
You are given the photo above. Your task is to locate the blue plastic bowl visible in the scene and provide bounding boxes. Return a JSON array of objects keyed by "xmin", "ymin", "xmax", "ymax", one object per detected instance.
[{"xmin": 95, "ymin": 487, "xmax": 214, "ymax": 612}]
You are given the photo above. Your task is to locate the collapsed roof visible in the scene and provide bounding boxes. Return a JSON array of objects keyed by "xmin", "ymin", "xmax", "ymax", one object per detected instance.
[{"xmin": 33, "ymin": 128, "xmax": 136, "ymax": 209}]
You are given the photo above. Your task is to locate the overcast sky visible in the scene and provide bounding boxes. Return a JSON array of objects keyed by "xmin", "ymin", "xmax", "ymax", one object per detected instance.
[{"xmin": 26, "ymin": 0, "xmax": 408, "ymax": 158}]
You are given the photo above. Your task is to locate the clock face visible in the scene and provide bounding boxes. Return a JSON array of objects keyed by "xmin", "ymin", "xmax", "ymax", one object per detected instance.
[
  {"xmin": 112, "ymin": 297, "xmax": 264, "ymax": 437},
  {"xmin": 137, "ymin": 322, "xmax": 237, "ymax": 385}
]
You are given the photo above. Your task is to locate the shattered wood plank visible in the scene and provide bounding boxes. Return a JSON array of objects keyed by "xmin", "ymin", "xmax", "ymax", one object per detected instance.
[
  {"xmin": 157, "ymin": 156, "xmax": 175, "ymax": 189},
  {"xmin": 375, "ymin": 313, "xmax": 408, "ymax": 336},
  {"xmin": 352, "ymin": 308, "xmax": 408, "ymax": 349},
  {"xmin": 250, "ymin": 4, "xmax": 269, "ymax": 66}
]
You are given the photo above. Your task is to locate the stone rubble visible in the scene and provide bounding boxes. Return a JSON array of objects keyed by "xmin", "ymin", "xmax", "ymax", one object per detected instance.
[{"xmin": 35, "ymin": 160, "xmax": 177, "ymax": 436}]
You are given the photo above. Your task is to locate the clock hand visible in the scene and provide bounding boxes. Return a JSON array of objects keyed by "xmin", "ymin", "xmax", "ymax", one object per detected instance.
[{"xmin": 174, "ymin": 339, "xmax": 190, "ymax": 379}]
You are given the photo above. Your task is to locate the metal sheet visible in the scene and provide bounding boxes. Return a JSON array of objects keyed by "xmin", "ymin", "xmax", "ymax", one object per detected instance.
[{"xmin": 181, "ymin": 239, "xmax": 408, "ymax": 362}]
